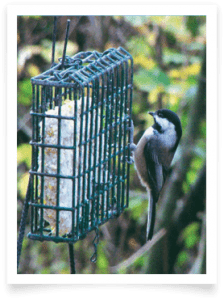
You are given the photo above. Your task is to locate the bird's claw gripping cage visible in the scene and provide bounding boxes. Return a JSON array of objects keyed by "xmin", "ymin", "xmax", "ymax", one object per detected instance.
[{"xmin": 17, "ymin": 18, "xmax": 133, "ymax": 274}]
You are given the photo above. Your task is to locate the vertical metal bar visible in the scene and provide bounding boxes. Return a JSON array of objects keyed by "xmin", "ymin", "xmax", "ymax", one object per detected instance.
[
  {"xmin": 113, "ymin": 65, "xmax": 119, "ymax": 215},
  {"xmin": 109, "ymin": 68, "xmax": 117, "ymax": 213},
  {"xmin": 126, "ymin": 56, "xmax": 133, "ymax": 208},
  {"xmin": 105, "ymin": 69, "xmax": 112, "ymax": 220},
  {"xmin": 68, "ymin": 243, "xmax": 76, "ymax": 274},
  {"xmin": 116, "ymin": 64, "xmax": 122, "ymax": 215},
  {"xmin": 56, "ymin": 90, "xmax": 62, "ymax": 236},
  {"xmin": 51, "ymin": 16, "xmax": 57, "ymax": 66},
  {"xmin": 82, "ymin": 84, "xmax": 90, "ymax": 233},
  {"xmin": 35, "ymin": 85, "xmax": 40, "ymax": 233},
  {"xmin": 72, "ymin": 88, "xmax": 78, "ymax": 239},
  {"xmin": 61, "ymin": 19, "xmax": 71, "ymax": 69},
  {"xmin": 87, "ymin": 79, "xmax": 95, "ymax": 230},
  {"xmin": 49, "ymin": 85, "xmax": 53, "ymax": 109},
  {"xmin": 97, "ymin": 74, "xmax": 105, "ymax": 224},
  {"xmin": 87, "ymin": 84, "xmax": 93, "ymax": 201},
  {"xmin": 31, "ymin": 84, "xmax": 36, "ymax": 234},
  {"xmin": 102, "ymin": 70, "xmax": 110, "ymax": 223},
  {"xmin": 111, "ymin": 74, "xmax": 116, "ymax": 215},
  {"xmin": 123, "ymin": 59, "xmax": 129, "ymax": 209},
  {"xmin": 92, "ymin": 77, "xmax": 100, "ymax": 229},
  {"xmin": 40, "ymin": 86, "xmax": 46, "ymax": 236},
  {"xmin": 120, "ymin": 61, "xmax": 126, "ymax": 211},
  {"xmin": 77, "ymin": 87, "xmax": 85, "ymax": 237}
]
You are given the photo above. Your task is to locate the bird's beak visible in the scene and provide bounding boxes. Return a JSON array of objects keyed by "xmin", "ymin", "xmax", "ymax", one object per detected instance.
[{"xmin": 148, "ymin": 111, "xmax": 155, "ymax": 117}]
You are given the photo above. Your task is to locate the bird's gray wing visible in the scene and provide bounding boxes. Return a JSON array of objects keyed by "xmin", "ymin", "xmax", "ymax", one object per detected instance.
[
  {"xmin": 144, "ymin": 140, "xmax": 164, "ymax": 240},
  {"xmin": 143, "ymin": 140, "xmax": 163, "ymax": 202}
]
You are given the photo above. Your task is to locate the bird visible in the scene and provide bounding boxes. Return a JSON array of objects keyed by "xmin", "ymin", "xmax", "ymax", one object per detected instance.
[{"xmin": 128, "ymin": 109, "xmax": 182, "ymax": 241}]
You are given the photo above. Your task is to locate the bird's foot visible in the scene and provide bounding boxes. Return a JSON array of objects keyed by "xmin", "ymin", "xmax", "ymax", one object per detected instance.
[
  {"xmin": 126, "ymin": 156, "xmax": 134, "ymax": 165},
  {"xmin": 127, "ymin": 119, "xmax": 135, "ymax": 145}
]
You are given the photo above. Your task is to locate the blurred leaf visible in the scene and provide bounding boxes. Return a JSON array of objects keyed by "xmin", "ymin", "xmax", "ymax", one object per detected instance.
[
  {"xmin": 126, "ymin": 36, "xmax": 152, "ymax": 57},
  {"xmin": 96, "ymin": 242, "xmax": 109, "ymax": 274},
  {"xmin": 200, "ymin": 120, "xmax": 206, "ymax": 138},
  {"xmin": 164, "ymin": 30, "xmax": 177, "ymax": 47},
  {"xmin": 134, "ymin": 68, "xmax": 170, "ymax": 92},
  {"xmin": 23, "ymin": 16, "xmax": 41, "ymax": 20},
  {"xmin": 163, "ymin": 48, "xmax": 187, "ymax": 65},
  {"xmin": 128, "ymin": 195, "xmax": 147, "ymax": 224},
  {"xmin": 18, "ymin": 79, "xmax": 32, "ymax": 106},
  {"xmin": 149, "ymin": 86, "xmax": 165, "ymax": 104},
  {"xmin": 182, "ymin": 222, "xmax": 200, "ymax": 249},
  {"xmin": 186, "ymin": 76, "xmax": 198, "ymax": 86},
  {"xmin": 150, "ymin": 16, "xmax": 190, "ymax": 42},
  {"xmin": 17, "ymin": 172, "xmax": 29, "ymax": 199},
  {"xmin": 17, "ymin": 143, "xmax": 32, "ymax": 169},
  {"xmin": 185, "ymin": 63, "xmax": 201, "ymax": 76},
  {"xmin": 134, "ymin": 54, "xmax": 156, "ymax": 70},
  {"xmin": 134, "ymin": 255, "xmax": 145, "ymax": 268},
  {"xmin": 27, "ymin": 63, "xmax": 40, "ymax": 77},
  {"xmin": 169, "ymin": 63, "xmax": 201, "ymax": 83},
  {"xmin": 186, "ymin": 16, "xmax": 201, "ymax": 37},
  {"xmin": 186, "ymin": 170, "xmax": 197, "ymax": 186},
  {"xmin": 155, "ymin": 68, "xmax": 170, "ymax": 86},
  {"xmin": 176, "ymin": 250, "xmax": 189, "ymax": 267}
]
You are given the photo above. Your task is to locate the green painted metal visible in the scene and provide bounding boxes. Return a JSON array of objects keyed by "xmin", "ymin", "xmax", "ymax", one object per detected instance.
[{"xmin": 28, "ymin": 47, "xmax": 133, "ymax": 244}]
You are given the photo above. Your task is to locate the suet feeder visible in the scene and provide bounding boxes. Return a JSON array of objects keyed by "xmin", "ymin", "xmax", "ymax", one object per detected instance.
[{"xmin": 17, "ymin": 17, "xmax": 133, "ymax": 274}]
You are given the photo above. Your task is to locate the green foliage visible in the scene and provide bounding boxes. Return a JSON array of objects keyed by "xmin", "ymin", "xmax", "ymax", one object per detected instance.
[
  {"xmin": 182, "ymin": 222, "xmax": 200, "ymax": 249},
  {"xmin": 126, "ymin": 36, "xmax": 152, "ymax": 57},
  {"xmin": 163, "ymin": 47, "xmax": 187, "ymax": 65},
  {"xmin": 134, "ymin": 255, "xmax": 146, "ymax": 269},
  {"xmin": 128, "ymin": 193, "xmax": 148, "ymax": 225},
  {"xmin": 175, "ymin": 222, "xmax": 201, "ymax": 272},
  {"xmin": 176, "ymin": 250, "xmax": 189, "ymax": 268},
  {"xmin": 134, "ymin": 68, "xmax": 170, "ymax": 92},
  {"xmin": 17, "ymin": 143, "xmax": 32, "ymax": 168},
  {"xmin": 186, "ymin": 16, "xmax": 206, "ymax": 37},
  {"xmin": 96, "ymin": 242, "xmax": 109, "ymax": 274},
  {"xmin": 17, "ymin": 172, "xmax": 29, "ymax": 199},
  {"xmin": 18, "ymin": 79, "xmax": 32, "ymax": 106}
]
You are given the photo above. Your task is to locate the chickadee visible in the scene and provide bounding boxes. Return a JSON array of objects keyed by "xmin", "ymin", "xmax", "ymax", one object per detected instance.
[{"xmin": 129, "ymin": 109, "xmax": 182, "ymax": 240}]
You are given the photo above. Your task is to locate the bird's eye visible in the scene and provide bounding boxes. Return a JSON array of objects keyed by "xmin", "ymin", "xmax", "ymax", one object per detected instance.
[{"xmin": 158, "ymin": 112, "xmax": 163, "ymax": 117}]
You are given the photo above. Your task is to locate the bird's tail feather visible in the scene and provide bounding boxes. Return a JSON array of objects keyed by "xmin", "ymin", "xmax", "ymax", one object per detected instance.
[{"xmin": 146, "ymin": 190, "xmax": 156, "ymax": 241}]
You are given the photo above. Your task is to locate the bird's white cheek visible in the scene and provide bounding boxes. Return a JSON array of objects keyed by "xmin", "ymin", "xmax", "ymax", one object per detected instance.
[{"xmin": 155, "ymin": 116, "xmax": 169, "ymax": 129}]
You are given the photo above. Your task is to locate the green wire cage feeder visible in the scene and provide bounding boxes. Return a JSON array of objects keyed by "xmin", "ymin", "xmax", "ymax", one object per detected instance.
[{"xmin": 17, "ymin": 18, "xmax": 133, "ymax": 274}]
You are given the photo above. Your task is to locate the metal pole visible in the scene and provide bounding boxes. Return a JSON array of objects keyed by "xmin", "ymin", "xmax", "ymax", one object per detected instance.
[
  {"xmin": 61, "ymin": 19, "xmax": 71, "ymax": 69},
  {"xmin": 17, "ymin": 176, "xmax": 32, "ymax": 271},
  {"xmin": 51, "ymin": 16, "xmax": 58, "ymax": 66},
  {"xmin": 68, "ymin": 243, "xmax": 76, "ymax": 274}
]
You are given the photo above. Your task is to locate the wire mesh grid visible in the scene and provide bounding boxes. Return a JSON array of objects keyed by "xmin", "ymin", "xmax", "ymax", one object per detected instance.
[{"xmin": 28, "ymin": 47, "xmax": 133, "ymax": 244}]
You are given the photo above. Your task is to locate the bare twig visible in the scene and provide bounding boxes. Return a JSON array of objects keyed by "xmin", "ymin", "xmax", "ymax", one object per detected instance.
[{"xmin": 110, "ymin": 228, "xmax": 166, "ymax": 273}]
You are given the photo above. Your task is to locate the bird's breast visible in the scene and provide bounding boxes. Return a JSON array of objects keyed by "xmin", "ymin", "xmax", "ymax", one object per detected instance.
[{"xmin": 133, "ymin": 135, "xmax": 150, "ymax": 188}]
